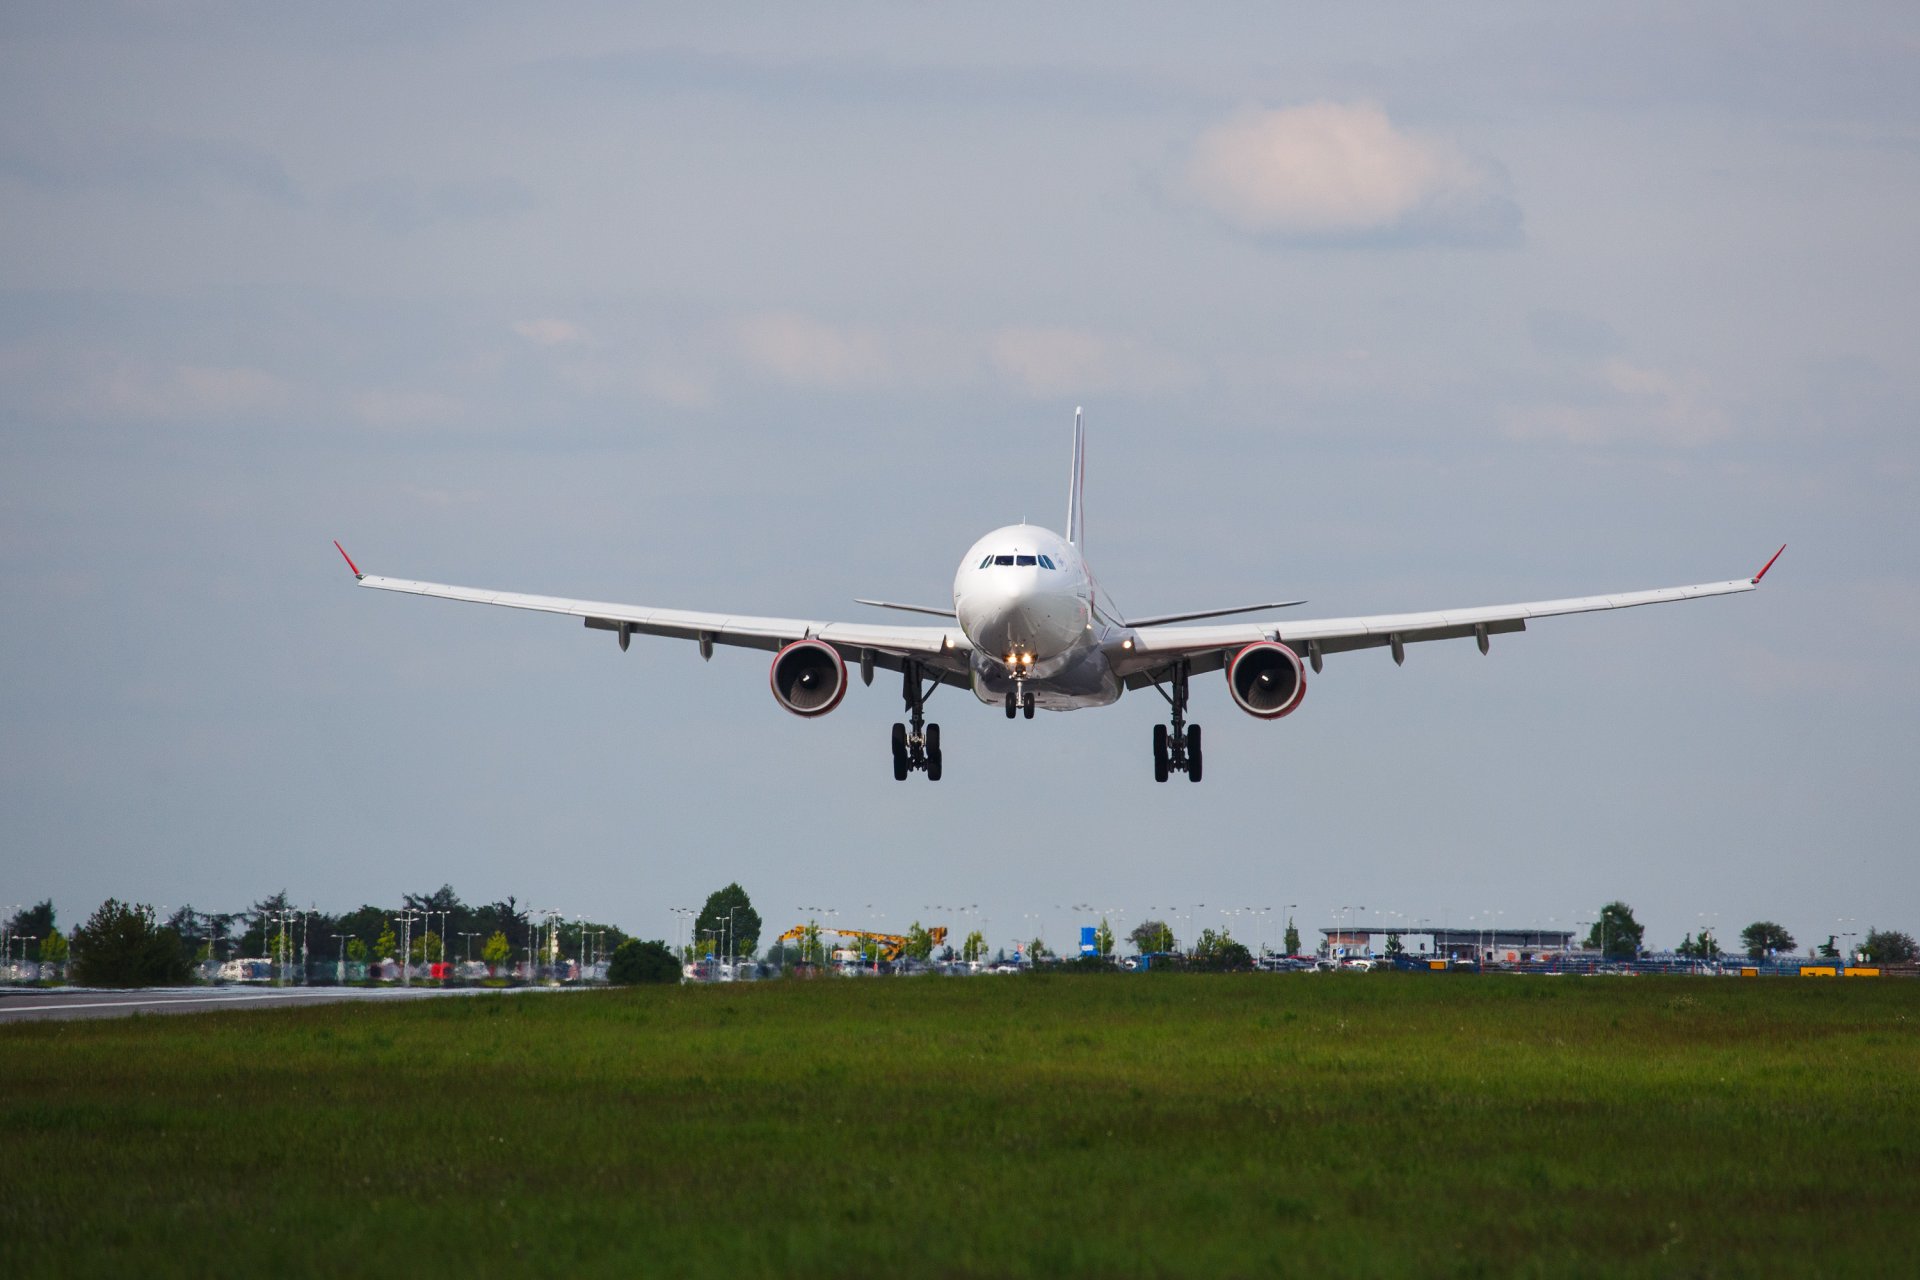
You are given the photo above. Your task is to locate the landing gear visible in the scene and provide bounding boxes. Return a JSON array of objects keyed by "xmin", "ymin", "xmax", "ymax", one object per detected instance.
[
  {"xmin": 1149, "ymin": 662, "xmax": 1203, "ymax": 783},
  {"xmin": 1004, "ymin": 684, "xmax": 1036, "ymax": 719},
  {"xmin": 892, "ymin": 662, "xmax": 942, "ymax": 782}
]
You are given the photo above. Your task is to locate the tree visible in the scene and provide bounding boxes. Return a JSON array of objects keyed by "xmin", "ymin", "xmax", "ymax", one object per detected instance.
[
  {"xmin": 608, "ymin": 939, "xmax": 680, "ymax": 985},
  {"xmin": 1128, "ymin": 920, "xmax": 1175, "ymax": 955},
  {"xmin": 961, "ymin": 930, "xmax": 986, "ymax": 962},
  {"xmin": 1192, "ymin": 928, "xmax": 1253, "ymax": 971},
  {"xmin": 695, "ymin": 883, "xmax": 761, "ymax": 960},
  {"xmin": 1385, "ymin": 933, "xmax": 1404, "ymax": 958},
  {"xmin": 1817, "ymin": 935, "xmax": 1840, "ymax": 959},
  {"xmin": 1095, "ymin": 917, "xmax": 1115, "ymax": 958},
  {"xmin": 1740, "ymin": 921, "xmax": 1795, "ymax": 960},
  {"xmin": 7, "ymin": 900, "xmax": 56, "ymax": 960},
  {"xmin": 1283, "ymin": 917, "xmax": 1301, "ymax": 956},
  {"xmin": 410, "ymin": 931, "xmax": 444, "ymax": 964},
  {"xmin": 346, "ymin": 938, "xmax": 369, "ymax": 963},
  {"xmin": 903, "ymin": 922, "xmax": 936, "ymax": 962},
  {"xmin": 40, "ymin": 929, "xmax": 70, "ymax": 970},
  {"xmin": 480, "ymin": 931, "xmax": 510, "ymax": 975},
  {"xmin": 71, "ymin": 900, "xmax": 190, "ymax": 987},
  {"xmin": 1583, "ymin": 902, "xmax": 1645, "ymax": 960},
  {"xmin": 373, "ymin": 927, "xmax": 398, "ymax": 961},
  {"xmin": 1026, "ymin": 937, "xmax": 1054, "ymax": 961},
  {"xmin": 1860, "ymin": 928, "xmax": 1918, "ymax": 964}
]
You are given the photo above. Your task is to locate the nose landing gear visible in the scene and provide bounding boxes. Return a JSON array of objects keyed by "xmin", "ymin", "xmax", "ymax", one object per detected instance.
[
  {"xmin": 892, "ymin": 662, "xmax": 943, "ymax": 781},
  {"xmin": 1149, "ymin": 662, "xmax": 1203, "ymax": 783},
  {"xmin": 1004, "ymin": 684, "xmax": 1036, "ymax": 719}
]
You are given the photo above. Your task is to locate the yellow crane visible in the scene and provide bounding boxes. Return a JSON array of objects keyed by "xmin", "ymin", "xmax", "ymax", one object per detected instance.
[{"xmin": 776, "ymin": 924, "xmax": 947, "ymax": 963}]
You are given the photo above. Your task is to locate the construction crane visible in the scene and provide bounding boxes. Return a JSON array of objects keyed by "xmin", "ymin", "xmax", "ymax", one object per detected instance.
[{"xmin": 776, "ymin": 924, "xmax": 947, "ymax": 963}]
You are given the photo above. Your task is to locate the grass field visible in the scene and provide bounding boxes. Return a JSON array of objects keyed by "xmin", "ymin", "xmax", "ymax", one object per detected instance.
[{"xmin": 4, "ymin": 973, "xmax": 1917, "ymax": 1277}]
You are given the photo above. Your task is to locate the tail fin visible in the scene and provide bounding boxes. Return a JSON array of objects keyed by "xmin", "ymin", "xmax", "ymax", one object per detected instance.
[{"xmin": 1066, "ymin": 406, "xmax": 1085, "ymax": 547}]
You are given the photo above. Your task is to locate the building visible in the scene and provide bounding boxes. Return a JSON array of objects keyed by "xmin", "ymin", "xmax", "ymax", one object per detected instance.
[{"xmin": 1320, "ymin": 926, "xmax": 1578, "ymax": 963}]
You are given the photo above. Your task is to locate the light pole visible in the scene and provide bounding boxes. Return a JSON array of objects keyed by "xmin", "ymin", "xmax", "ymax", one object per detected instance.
[
  {"xmin": 1340, "ymin": 905, "xmax": 1365, "ymax": 963},
  {"xmin": 330, "ymin": 934, "xmax": 347, "ymax": 984},
  {"xmin": 395, "ymin": 908, "xmax": 423, "ymax": 987}
]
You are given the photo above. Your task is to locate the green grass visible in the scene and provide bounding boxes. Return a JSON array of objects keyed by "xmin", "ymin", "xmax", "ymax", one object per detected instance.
[{"xmin": 4, "ymin": 974, "xmax": 1917, "ymax": 1277}]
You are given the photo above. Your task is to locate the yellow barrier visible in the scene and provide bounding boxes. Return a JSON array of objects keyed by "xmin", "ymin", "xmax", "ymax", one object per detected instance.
[
  {"xmin": 1846, "ymin": 967, "xmax": 1881, "ymax": 978},
  {"xmin": 1801, "ymin": 967, "xmax": 1837, "ymax": 978},
  {"xmin": 1740, "ymin": 967, "xmax": 1758, "ymax": 978},
  {"xmin": 1428, "ymin": 960, "xmax": 1447, "ymax": 971}
]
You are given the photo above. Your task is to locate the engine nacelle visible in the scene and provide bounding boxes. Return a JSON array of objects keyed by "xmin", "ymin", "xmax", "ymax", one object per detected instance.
[
  {"xmin": 1225, "ymin": 641, "xmax": 1307, "ymax": 719},
  {"xmin": 769, "ymin": 639, "xmax": 848, "ymax": 717}
]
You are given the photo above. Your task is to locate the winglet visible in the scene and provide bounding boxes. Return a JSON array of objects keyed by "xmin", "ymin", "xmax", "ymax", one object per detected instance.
[
  {"xmin": 333, "ymin": 540, "xmax": 364, "ymax": 580},
  {"xmin": 1751, "ymin": 544, "xmax": 1786, "ymax": 585},
  {"xmin": 1065, "ymin": 406, "xmax": 1085, "ymax": 548}
]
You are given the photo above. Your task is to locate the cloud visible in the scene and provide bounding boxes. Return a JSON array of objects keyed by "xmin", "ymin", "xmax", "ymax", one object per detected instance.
[
  {"xmin": 98, "ymin": 362, "xmax": 288, "ymax": 420},
  {"xmin": 1504, "ymin": 360, "xmax": 1731, "ymax": 448},
  {"xmin": 513, "ymin": 318, "xmax": 589, "ymax": 347},
  {"xmin": 349, "ymin": 389, "xmax": 465, "ymax": 428},
  {"xmin": 988, "ymin": 326, "xmax": 1195, "ymax": 398},
  {"xmin": 1181, "ymin": 102, "xmax": 1520, "ymax": 245},
  {"xmin": 733, "ymin": 312, "xmax": 889, "ymax": 389}
]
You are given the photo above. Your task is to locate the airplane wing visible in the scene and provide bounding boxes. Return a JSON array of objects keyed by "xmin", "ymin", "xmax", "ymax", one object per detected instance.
[
  {"xmin": 335, "ymin": 544, "xmax": 972, "ymax": 684},
  {"xmin": 1117, "ymin": 547, "xmax": 1783, "ymax": 684}
]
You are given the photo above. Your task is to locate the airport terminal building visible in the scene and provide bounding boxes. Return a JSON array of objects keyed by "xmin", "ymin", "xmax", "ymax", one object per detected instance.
[{"xmin": 1321, "ymin": 926, "xmax": 1579, "ymax": 964}]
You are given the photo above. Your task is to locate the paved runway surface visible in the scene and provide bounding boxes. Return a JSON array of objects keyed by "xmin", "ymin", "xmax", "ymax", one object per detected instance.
[{"xmin": 0, "ymin": 984, "xmax": 535, "ymax": 1023}]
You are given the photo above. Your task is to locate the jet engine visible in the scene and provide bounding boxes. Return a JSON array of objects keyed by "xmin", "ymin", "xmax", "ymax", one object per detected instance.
[
  {"xmin": 769, "ymin": 639, "xmax": 848, "ymax": 716},
  {"xmin": 1225, "ymin": 641, "xmax": 1307, "ymax": 719}
]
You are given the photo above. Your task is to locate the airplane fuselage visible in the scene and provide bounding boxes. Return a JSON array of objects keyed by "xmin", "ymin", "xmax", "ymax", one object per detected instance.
[{"xmin": 953, "ymin": 524, "xmax": 1124, "ymax": 710}]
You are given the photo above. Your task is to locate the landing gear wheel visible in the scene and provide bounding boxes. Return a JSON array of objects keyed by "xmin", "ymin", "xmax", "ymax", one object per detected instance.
[
  {"xmin": 925, "ymin": 723, "xmax": 942, "ymax": 782},
  {"xmin": 1005, "ymin": 691, "xmax": 1017, "ymax": 720},
  {"xmin": 1153, "ymin": 723, "xmax": 1169, "ymax": 783},
  {"xmin": 1023, "ymin": 690, "xmax": 1035, "ymax": 719},
  {"xmin": 891, "ymin": 723, "xmax": 909, "ymax": 781},
  {"xmin": 1186, "ymin": 724, "xmax": 1203, "ymax": 783}
]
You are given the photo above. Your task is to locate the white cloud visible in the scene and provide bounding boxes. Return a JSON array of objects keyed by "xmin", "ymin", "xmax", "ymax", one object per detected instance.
[
  {"xmin": 1182, "ymin": 101, "xmax": 1519, "ymax": 244},
  {"xmin": 1505, "ymin": 359, "xmax": 1731, "ymax": 448},
  {"xmin": 349, "ymin": 389, "xmax": 465, "ymax": 428},
  {"xmin": 97, "ymin": 363, "xmax": 288, "ymax": 420},
  {"xmin": 988, "ymin": 326, "xmax": 1195, "ymax": 398},
  {"xmin": 512, "ymin": 318, "xmax": 589, "ymax": 347},
  {"xmin": 734, "ymin": 312, "xmax": 888, "ymax": 389}
]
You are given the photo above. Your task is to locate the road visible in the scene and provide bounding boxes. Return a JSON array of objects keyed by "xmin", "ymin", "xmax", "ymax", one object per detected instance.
[{"xmin": 0, "ymin": 983, "xmax": 549, "ymax": 1024}]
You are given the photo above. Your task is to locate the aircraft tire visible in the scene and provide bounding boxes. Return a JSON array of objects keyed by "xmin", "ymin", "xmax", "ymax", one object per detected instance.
[
  {"xmin": 891, "ymin": 723, "xmax": 909, "ymax": 781},
  {"xmin": 1023, "ymin": 691, "xmax": 1035, "ymax": 719},
  {"xmin": 1153, "ymin": 723, "xmax": 1169, "ymax": 782},
  {"xmin": 1005, "ymin": 692, "xmax": 1017, "ymax": 719},
  {"xmin": 926, "ymin": 724, "xmax": 943, "ymax": 782},
  {"xmin": 1186, "ymin": 724, "xmax": 1203, "ymax": 782}
]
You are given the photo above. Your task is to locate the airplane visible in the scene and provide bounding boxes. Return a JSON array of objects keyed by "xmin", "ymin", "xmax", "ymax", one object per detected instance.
[{"xmin": 335, "ymin": 410, "xmax": 1782, "ymax": 783}]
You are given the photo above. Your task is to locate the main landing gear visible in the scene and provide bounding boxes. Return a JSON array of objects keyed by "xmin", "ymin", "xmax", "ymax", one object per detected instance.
[
  {"xmin": 891, "ymin": 662, "xmax": 943, "ymax": 782},
  {"xmin": 1150, "ymin": 662, "xmax": 1202, "ymax": 783}
]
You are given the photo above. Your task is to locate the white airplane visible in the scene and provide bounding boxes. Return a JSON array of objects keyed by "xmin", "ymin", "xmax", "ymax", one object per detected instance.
[{"xmin": 337, "ymin": 410, "xmax": 1782, "ymax": 783}]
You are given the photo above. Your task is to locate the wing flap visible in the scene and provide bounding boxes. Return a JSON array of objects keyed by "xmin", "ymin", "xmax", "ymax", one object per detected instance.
[
  {"xmin": 357, "ymin": 573, "xmax": 968, "ymax": 667},
  {"xmin": 1123, "ymin": 575, "xmax": 1759, "ymax": 671}
]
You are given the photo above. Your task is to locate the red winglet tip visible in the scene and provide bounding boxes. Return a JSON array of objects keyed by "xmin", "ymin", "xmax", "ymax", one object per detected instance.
[
  {"xmin": 1752, "ymin": 543, "xmax": 1785, "ymax": 584},
  {"xmin": 333, "ymin": 540, "xmax": 363, "ymax": 579}
]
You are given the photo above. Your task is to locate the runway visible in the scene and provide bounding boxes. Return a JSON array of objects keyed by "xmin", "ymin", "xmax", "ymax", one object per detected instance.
[{"xmin": 0, "ymin": 984, "xmax": 543, "ymax": 1024}]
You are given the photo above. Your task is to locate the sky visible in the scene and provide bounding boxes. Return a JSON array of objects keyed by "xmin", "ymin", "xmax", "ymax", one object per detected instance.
[{"xmin": 3, "ymin": 3, "xmax": 1916, "ymax": 959}]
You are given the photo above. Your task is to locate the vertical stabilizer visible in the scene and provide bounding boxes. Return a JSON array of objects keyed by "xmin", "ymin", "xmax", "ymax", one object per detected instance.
[{"xmin": 1066, "ymin": 406, "xmax": 1085, "ymax": 547}]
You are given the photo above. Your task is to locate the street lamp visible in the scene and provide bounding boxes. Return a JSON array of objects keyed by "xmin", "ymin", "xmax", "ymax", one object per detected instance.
[
  {"xmin": 331, "ymin": 933, "xmax": 348, "ymax": 984},
  {"xmin": 1340, "ymin": 906, "xmax": 1366, "ymax": 962}
]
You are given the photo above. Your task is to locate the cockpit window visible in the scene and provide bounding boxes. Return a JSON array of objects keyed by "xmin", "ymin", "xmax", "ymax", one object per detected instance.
[
  {"xmin": 1038, "ymin": 554, "xmax": 1056, "ymax": 570},
  {"xmin": 979, "ymin": 555, "xmax": 993, "ymax": 568},
  {"xmin": 1015, "ymin": 555, "xmax": 1037, "ymax": 566},
  {"xmin": 993, "ymin": 554, "xmax": 1015, "ymax": 565}
]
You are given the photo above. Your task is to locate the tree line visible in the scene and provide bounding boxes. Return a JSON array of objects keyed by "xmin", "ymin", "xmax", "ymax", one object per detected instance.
[{"xmin": 5, "ymin": 887, "xmax": 633, "ymax": 986}]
